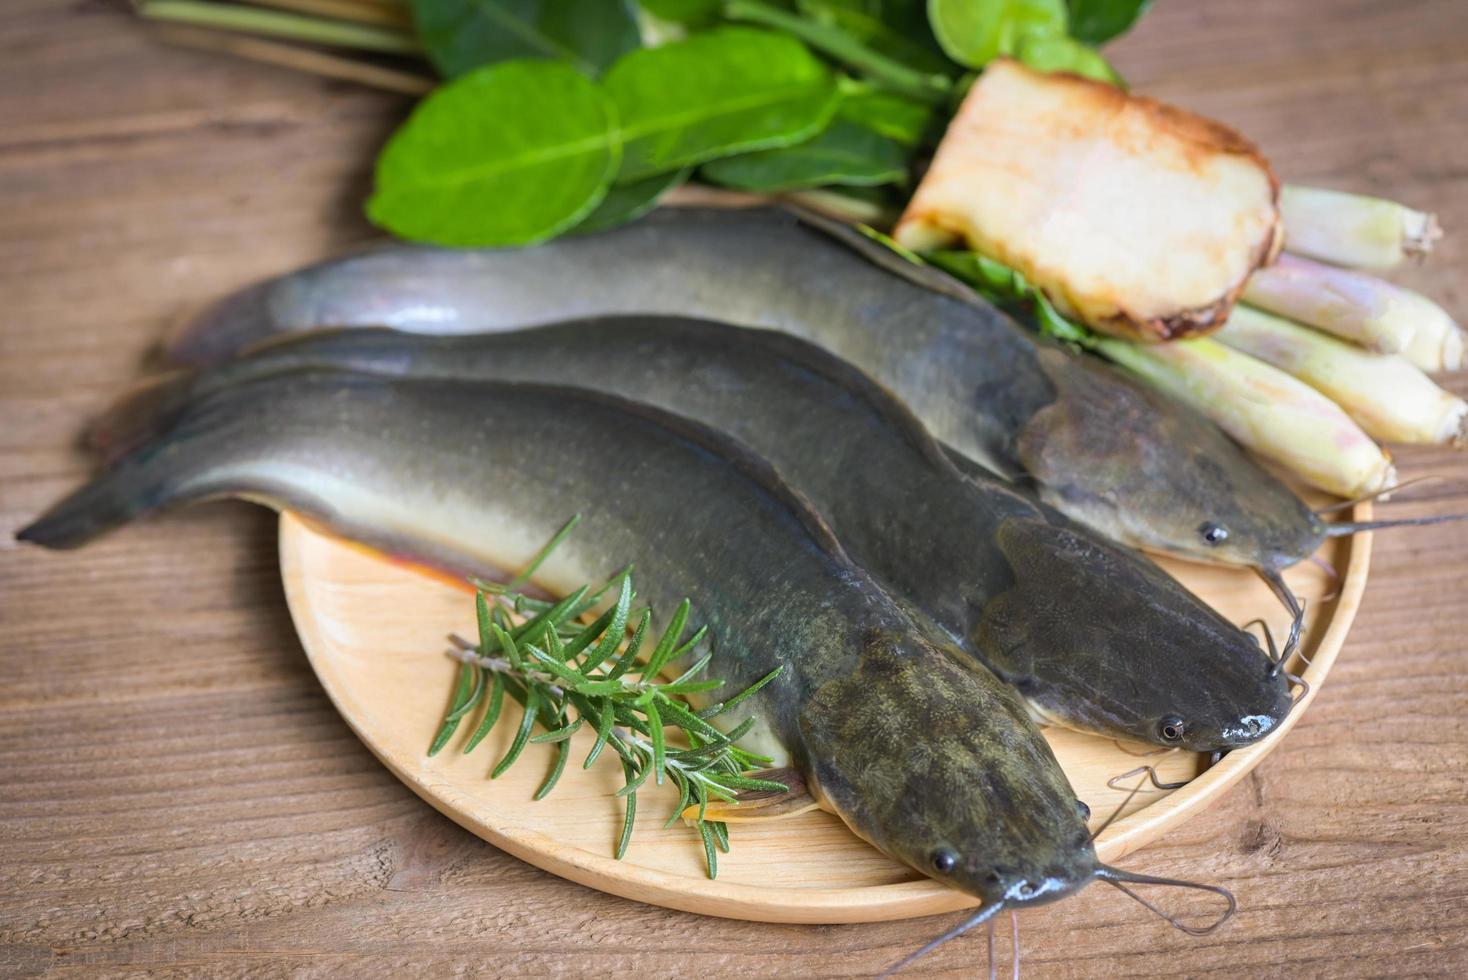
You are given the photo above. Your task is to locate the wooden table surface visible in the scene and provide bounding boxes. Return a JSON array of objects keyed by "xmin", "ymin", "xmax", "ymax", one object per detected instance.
[{"xmin": 3, "ymin": 1, "xmax": 1466, "ymax": 976}]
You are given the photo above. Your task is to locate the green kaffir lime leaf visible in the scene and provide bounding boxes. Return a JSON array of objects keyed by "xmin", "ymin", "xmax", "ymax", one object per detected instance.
[
  {"xmin": 367, "ymin": 60, "xmax": 619, "ymax": 247},
  {"xmin": 1066, "ymin": 0, "xmax": 1153, "ymax": 45},
  {"xmin": 927, "ymin": 0, "xmax": 1068, "ymax": 68},
  {"xmin": 1015, "ymin": 33, "xmax": 1121, "ymax": 85},
  {"xmin": 411, "ymin": 0, "xmax": 641, "ymax": 78},
  {"xmin": 702, "ymin": 120, "xmax": 907, "ymax": 192},
  {"xmin": 603, "ymin": 26, "xmax": 840, "ymax": 181}
]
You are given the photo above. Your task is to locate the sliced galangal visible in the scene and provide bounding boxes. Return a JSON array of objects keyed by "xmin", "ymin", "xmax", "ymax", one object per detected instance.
[{"xmin": 895, "ymin": 59, "xmax": 1282, "ymax": 342}]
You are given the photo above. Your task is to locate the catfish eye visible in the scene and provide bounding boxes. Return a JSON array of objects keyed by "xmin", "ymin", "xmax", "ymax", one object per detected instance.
[
  {"xmin": 1159, "ymin": 716, "xmax": 1186, "ymax": 742},
  {"xmin": 1199, "ymin": 522, "xmax": 1229, "ymax": 545},
  {"xmin": 931, "ymin": 849, "xmax": 957, "ymax": 873}
]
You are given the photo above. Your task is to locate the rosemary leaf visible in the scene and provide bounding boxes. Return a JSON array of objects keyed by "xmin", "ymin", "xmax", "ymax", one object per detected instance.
[
  {"xmin": 443, "ymin": 666, "xmax": 486, "ymax": 724},
  {"xmin": 462, "ymin": 670, "xmax": 505, "ymax": 754},
  {"xmin": 665, "ymin": 772, "xmax": 694, "ymax": 830},
  {"xmin": 601, "ymin": 608, "xmax": 651, "ymax": 679},
  {"xmin": 508, "ymin": 514, "xmax": 580, "ymax": 589},
  {"xmin": 529, "ymin": 716, "xmax": 584, "ymax": 744},
  {"xmin": 615, "ymin": 757, "xmax": 638, "ymax": 860},
  {"xmin": 642, "ymin": 598, "xmax": 691, "ymax": 678},
  {"xmin": 491, "ymin": 684, "xmax": 541, "ymax": 779},
  {"xmin": 717, "ymin": 773, "xmax": 793, "ymax": 792},
  {"xmin": 700, "ymin": 820, "xmax": 718, "ymax": 879},
  {"xmin": 534, "ymin": 738, "xmax": 571, "ymax": 800},
  {"xmin": 646, "ymin": 697, "xmax": 666, "ymax": 786},
  {"xmin": 585, "ymin": 696, "xmax": 616, "ymax": 769},
  {"xmin": 578, "ymin": 575, "xmax": 633, "ymax": 673},
  {"xmin": 700, "ymin": 665, "xmax": 785, "ymax": 719},
  {"xmin": 428, "ymin": 660, "xmax": 477, "ymax": 756},
  {"xmin": 491, "ymin": 621, "xmax": 524, "ymax": 672}
]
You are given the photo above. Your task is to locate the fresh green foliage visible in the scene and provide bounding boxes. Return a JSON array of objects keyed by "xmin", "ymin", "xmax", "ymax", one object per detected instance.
[
  {"xmin": 924, "ymin": 248, "xmax": 1096, "ymax": 347},
  {"xmin": 726, "ymin": 0, "xmax": 952, "ymax": 105},
  {"xmin": 639, "ymin": 0, "xmax": 723, "ymax": 22},
  {"xmin": 410, "ymin": 0, "xmax": 640, "ymax": 79},
  {"xmin": 702, "ymin": 120, "xmax": 906, "ymax": 191},
  {"xmin": 140, "ymin": 0, "xmax": 419, "ymax": 54},
  {"xmin": 367, "ymin": 60, "xmax": 619, "ymax": 246},
  {"xmin": 355, "ymin": 0, "xmax": 1155, "ymax": 244},
  {"xmin": 928, "ymin": 0, "xmax": 1068, "ymax": 68},
  {"xmin": 576, "ymin": 168, "xmax": 692, "ymax": 235},
  {"xmin": 836, "ymin": 86, "xmax": 936, "ymax": 146},
  {"xmin": 1066, "ymin": 0, "xmax": 1152, "ymax": 45},
  {"xmin": 429, "ymin": 517, "xmax": 788, "ymax": 877},
  {"xmin": 797, "ymin": 0, "xmax": 956, "ymax": 75},
  {"xmin": 1016, "ymin": 33, "xmax": 1119, "ymax": 84},
  {"xmin": 603, "ymin": 27, "xmax": 841, "ymax": 181}
]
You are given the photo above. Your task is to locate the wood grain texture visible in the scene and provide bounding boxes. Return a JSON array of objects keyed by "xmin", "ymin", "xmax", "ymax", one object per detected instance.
[{"xmin": 1, "ymin": 0, "xmax": 1465, "ymax": 975}]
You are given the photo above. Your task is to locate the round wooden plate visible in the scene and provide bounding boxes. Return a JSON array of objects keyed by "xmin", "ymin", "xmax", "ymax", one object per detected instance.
[{"xmin": 280, "ymin": 505, "xmax": 1371, "ymax": 924}]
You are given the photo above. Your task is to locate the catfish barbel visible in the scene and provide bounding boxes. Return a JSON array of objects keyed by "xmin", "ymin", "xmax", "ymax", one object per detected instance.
[
  {"xmin": 167, "ymin": 206, "xmax": 1329, "ymax": 580},
  {"xmin": 99, "ymin": 319, "xmax": 1294, "ymax": 752}
]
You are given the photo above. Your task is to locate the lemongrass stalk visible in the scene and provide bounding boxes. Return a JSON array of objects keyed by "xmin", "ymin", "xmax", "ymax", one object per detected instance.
[
  {"xmin": 1242, "ymin": 254, "xmax": 1416, "ymax": 353},
  {"xmin": 1280, "ymin": 185, "xmax": 1441, "ymax": 270},
  {"xmin": 1096, "ymin": 336, "xmax": 1393, "ymax": 497},
  {"xmin": 139, "ymin": 0, "xmax": 420, "ymax": 55},
  {"xmin": 1216, "ymin": 307, "xmax": 1467, "ymax": 447},
  {"xmin": 242, "ymin": 0, "xmax": 413, "ymax": 30},
  {"xmin": 153, "ymin": 24, "xmax": 433, "ymax": 95},
  {"xmin": 1401, "ymin": 307, "xmax": 1467, "ymax": 374}
]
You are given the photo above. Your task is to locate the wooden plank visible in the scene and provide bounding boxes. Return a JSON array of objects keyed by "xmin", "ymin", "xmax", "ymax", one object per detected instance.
[{"xmin": 2, "ymin": 0, "xmax": 1466, "ymax": 975}]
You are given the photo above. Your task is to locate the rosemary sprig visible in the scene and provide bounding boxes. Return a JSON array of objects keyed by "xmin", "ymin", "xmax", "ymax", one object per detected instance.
[{"xmin": 428, "ymin": 518, "xmax": 787, "ymax": 878}]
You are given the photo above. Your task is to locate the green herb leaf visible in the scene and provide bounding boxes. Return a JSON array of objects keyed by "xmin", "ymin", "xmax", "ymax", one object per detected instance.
[
  {"xmin": 507, "ymin": 513, "xmax": 580, "ymax": 588},
  {"xmin": 1016, "ymin": 33, "xmax": 1121, "ymax": 84},
  {"xmin": 615, "ymin": 757, "xmax": 638, "ymax": 858},
  {"xmin": 491, "ymin": 683, "xmax": 541, "ymax": 778},
  {"xmin": 638, "ymin": 0, "xmax": 721, "ymax": 22},
  {"xmin": 1066, "ymin": 0, "xmax": 1152, "ymax": 45},
  {"xmin": 928, "ymin": 0, "xmax": 1068, "ymax": 68},
  {"xmin": 836, "ymin": 87, "xmax": 935, "ymax": 147},
  {"xmin": 702, "ymin": 120, "xmax": 907, "ymax": 192},
  {"xmin": 725, "ymin": 0, "xmax": 952, "ymax": 104},
  {"xmin": 699, "ymin": 820, "xmax": 719, "ymax": 878},
  {"xmin": 534, "ymin": 738, "xmax": 572, "ymax": 799},
  {"xmin": 463, "ymin": 670, "xmax": 506, "ymax": 753},
  {"xmin": 410, "ymin": 0, "xmax": 640, "ymax": 78},
  {"xmin": 367, "ymin": 60, "xmax": 619, "ymax": 247},
  {"xmin": 602, "ymin": 26, "xmax": 840, "ymax": 181},
  {"xmin": 428, "ymin": 661, "xmax": 478, "ymax": 755},
  {"xmin": 574, "ymin": 168, "xmax": 690, "ymax": 235},
  {"xmin": 796, "ymin": 0, "xmax": 955, "ymax": 75}
]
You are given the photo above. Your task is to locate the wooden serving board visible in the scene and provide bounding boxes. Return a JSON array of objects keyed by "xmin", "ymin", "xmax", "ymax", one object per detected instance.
[{"xmin": 279, "ymin": 504, "xmax": 1371, "ymax": 925}]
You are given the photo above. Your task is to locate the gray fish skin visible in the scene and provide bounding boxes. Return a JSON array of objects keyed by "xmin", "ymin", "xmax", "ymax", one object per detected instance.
[
  {"xmin": 23, "ymin": 372, "xmax": 1096, "ymax": 913},
  {"xmin": 108, "ymin": 320, "xmax": 1291, "ymax": 752},
  {"xmin": 170, "ymin": 206, "xmax": 1325, "ymax": 572}
]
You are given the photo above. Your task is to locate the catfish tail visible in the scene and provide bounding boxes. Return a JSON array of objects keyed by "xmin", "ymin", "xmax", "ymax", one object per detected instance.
[
  {"xmin": 22, "ymin": 392, "xmax": 247, "ymax": 549},
  {"xmin": 17, "ymin": 455, "xmax": 197, "ymax": 550},
  {"xmin": 86, "ymin": 370, "xmax": 197, "ymax": 466}
]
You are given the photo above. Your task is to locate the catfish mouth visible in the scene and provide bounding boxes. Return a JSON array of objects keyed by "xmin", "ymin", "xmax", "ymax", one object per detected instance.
[{"xmin": 1210, "ymin": 711, "xmax": 1282, "ymax": 750}]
